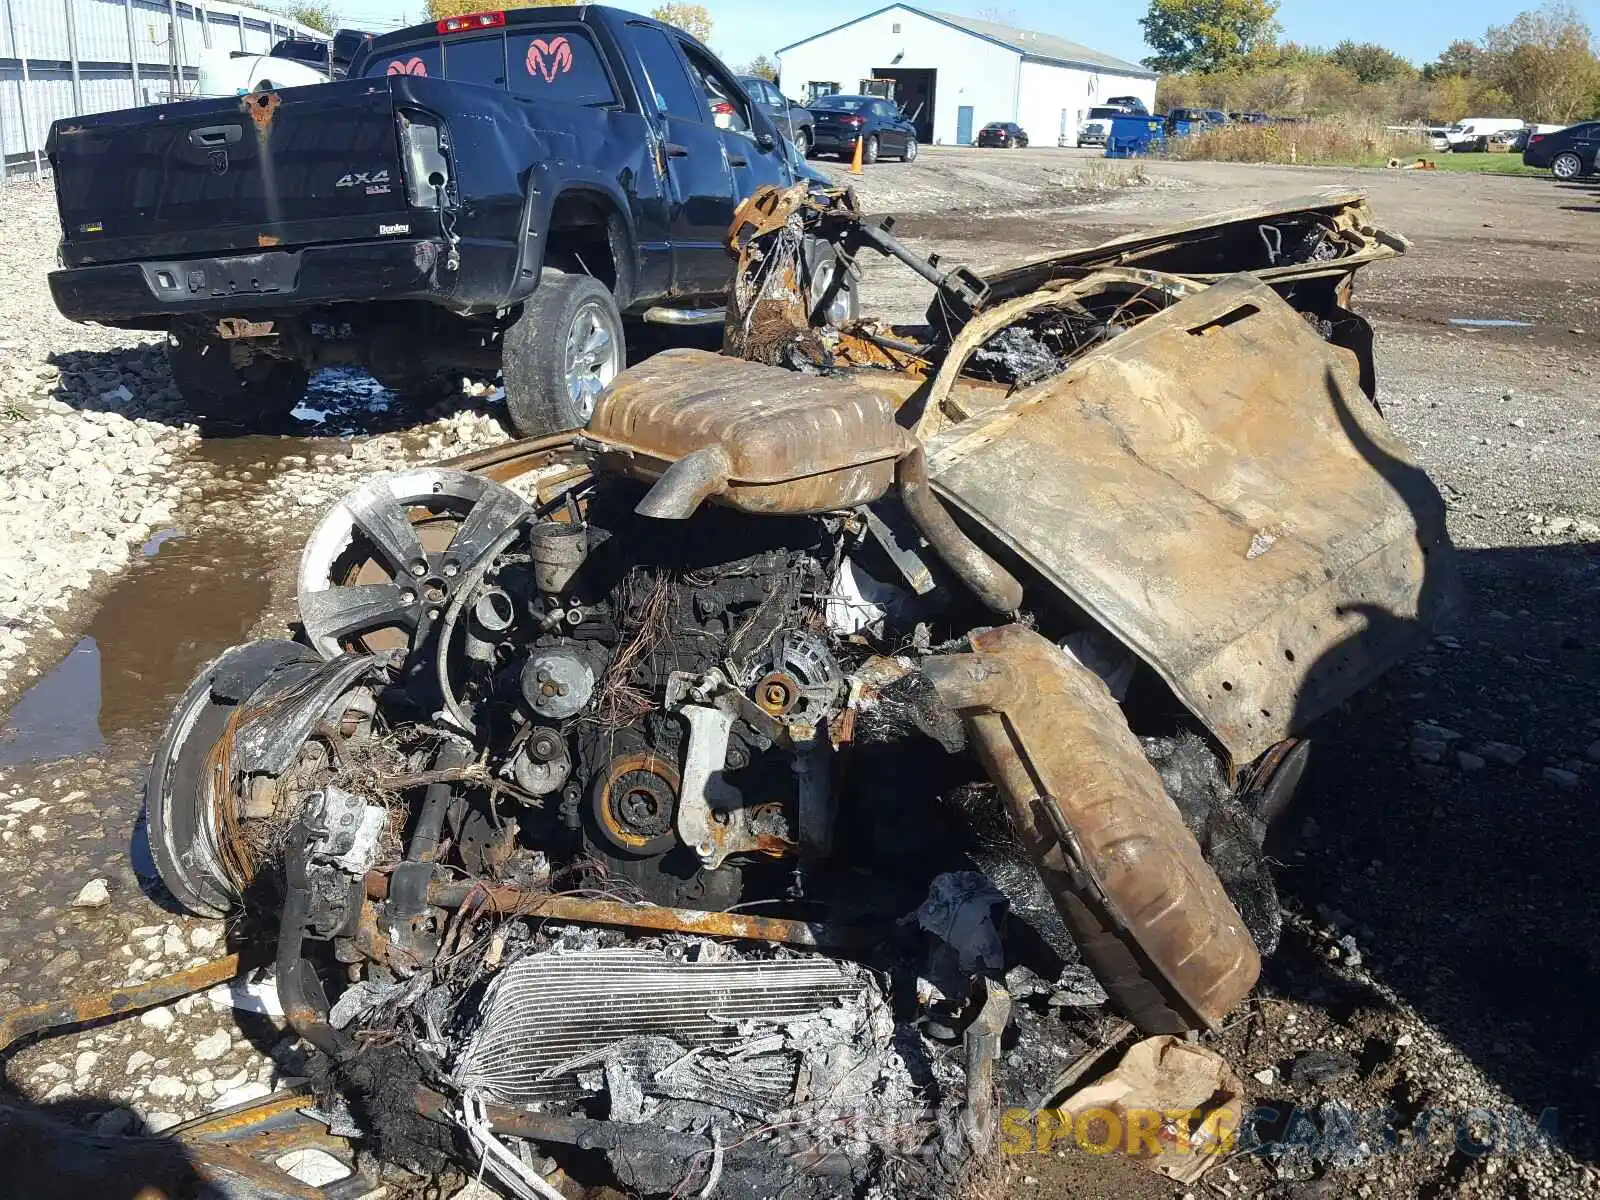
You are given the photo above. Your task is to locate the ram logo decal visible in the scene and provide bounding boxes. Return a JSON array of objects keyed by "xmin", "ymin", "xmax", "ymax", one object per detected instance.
[{"xmin": 526, "ymin": 36, "xmax": 573, "ymax": 84}]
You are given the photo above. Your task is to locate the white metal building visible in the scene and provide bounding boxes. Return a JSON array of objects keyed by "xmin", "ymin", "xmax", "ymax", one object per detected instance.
[
  {"xmin": 776, "ymin": 5, "xmax": 1157, "ymax": 148},
  {"xmin": 2, "ymin": 0, "xmax": 327, "ymax": 178}
]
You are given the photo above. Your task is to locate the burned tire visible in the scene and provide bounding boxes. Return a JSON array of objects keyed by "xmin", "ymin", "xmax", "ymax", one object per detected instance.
[
  {"xmin": 501, "ymin": 271, "xmax": 624, "ymax": 438},
  {"xmin": 146, "ymin": 639, "xmax": 320, "ymax": 916},
  {"xmin": 167, "ymin": 328, "xmax": 308, "ymax": 427}
]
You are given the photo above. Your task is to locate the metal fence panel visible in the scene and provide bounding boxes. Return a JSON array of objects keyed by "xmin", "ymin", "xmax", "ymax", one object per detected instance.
[{"xmin": 2, "ymin": 0, "xmax": 328, "ymax": 177}]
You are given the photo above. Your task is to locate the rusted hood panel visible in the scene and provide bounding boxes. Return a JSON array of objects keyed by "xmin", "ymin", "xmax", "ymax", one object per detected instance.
[
  {"xmin": 976, "ymin": 190, "xmax": 1407, "ymax": 304},
  {"xmin": 927, "ymin": 275, "xmax": 1458, "ymax": 763}
]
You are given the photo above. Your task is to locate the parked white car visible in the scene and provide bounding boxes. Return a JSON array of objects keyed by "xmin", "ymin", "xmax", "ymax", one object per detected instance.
[
  {"xmin": 1445, "ymin": 117, "xmax": 1525, "ymax": 151},
  {"xmin": 196, "ymin": 46, "xmax": 326, "ymax": 97}
]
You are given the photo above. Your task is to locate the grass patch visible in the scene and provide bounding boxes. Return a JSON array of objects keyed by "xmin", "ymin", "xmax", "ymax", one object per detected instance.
[
  {"xmin": 1429, "ymin": 154, "xmax": 1547, "ymax": 177},
  {"xmin": 1164, "ymin": 118, "xmax": 1427, "ymax": 167},
  {"xmin": 1071, "ymin": 159, "xmax": 1150, "ymax": 190}
]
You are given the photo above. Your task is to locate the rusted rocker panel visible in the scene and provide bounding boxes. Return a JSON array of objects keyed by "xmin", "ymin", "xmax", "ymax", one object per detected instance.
[{"xmin": 925, "ymin": 625, "xmax": 1260, "ymax": 1032}]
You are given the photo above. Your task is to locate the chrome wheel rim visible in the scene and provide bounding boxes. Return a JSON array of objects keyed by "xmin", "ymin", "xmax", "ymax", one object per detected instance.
[
  {"xmin": 564, "ymin": 300, "xmax": 622, "ymax": 421},
  {"xmin": 810, "ymin": 257, "xmax": 852, "ymax": 326},
  {"xmin": 906, "ymin": 138, "xmax": 918, "ymax": 161},
  {"xmin": 1554, "ymin": 154, "xmax": 1580, "ymax": 179}
]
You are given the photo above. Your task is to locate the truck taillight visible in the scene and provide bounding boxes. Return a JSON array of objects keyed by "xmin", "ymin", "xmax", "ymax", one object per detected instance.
[
  {"xmin": 437, "ymin": 10, "xmax": 504, "ymax": 32},
  {"xmin": 398, "ymin": 109, "xmax": 451, "ymax": 208}
]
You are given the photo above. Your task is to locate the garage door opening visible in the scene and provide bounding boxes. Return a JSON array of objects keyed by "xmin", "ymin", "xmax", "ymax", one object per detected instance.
[{"xmin": 873, "ymin": 66, "xmax": 935, "ymax": 143}]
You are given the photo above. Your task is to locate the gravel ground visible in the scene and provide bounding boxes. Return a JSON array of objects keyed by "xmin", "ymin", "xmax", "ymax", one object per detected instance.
[{"xmin": 1, "ymin": 150, "xmax": 1598, "ymax": 1198}]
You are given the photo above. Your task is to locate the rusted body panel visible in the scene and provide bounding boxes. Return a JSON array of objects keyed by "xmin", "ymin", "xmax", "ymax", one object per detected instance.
[
  {"xmin": 925, "ymin": 625, "xmax": 1260, "ymax": 1032},
  {"xmin": 975, "ymin": 191, "xmax": 1408, "ymax": 304},
  {"xmin": 0, "ymin": 954, "xmax": 246, "ymax": 1055},
  {"xmin": 363, "ymin": 870, "xmax": 877, "ymax": 949},
  {"xmin": 586, "ymin": 347, "xmax": 909, "ymax": 516},
  {"xmin": 927, "ymin": 275, "xmax": 1455, "ymax": 763}
]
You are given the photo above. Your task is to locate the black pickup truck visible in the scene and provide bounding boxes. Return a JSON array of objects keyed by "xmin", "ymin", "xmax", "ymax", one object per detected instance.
[{"xmin": 46, "ymin": 5, "xmax": 837, "ymax": 435}]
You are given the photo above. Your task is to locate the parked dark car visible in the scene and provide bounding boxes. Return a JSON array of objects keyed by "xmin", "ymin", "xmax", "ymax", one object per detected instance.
[
  {"xmin": 1523, "ymin": 122, "xmax": 1598, "ymax": 179},
  {"xmin": 45, "ymin": 5, "xmax": 840, "ymax": 437},
  {"xmin": 737, "ymin": 75, "xmax": 813, "ymax": 153},
  {"xmin": 976, "ymin": 121, "xmax": 1028, "ymax": 148},
  {"xmin": 1103, "ymin": 95, "xmax": 1149, "ymax": 115},
  {"xmin": 1166, "ymin": 107, "xmax": 1228, "ymax": 132},
  {"xmin": 808, "ymin": 94, "xmax": 919, "ymax": 162}
]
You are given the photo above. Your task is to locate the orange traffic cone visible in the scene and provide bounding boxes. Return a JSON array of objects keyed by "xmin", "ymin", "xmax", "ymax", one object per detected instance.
[{"xmin": 850, "ymin": 134, "xmax": 865, "ymax": 175}]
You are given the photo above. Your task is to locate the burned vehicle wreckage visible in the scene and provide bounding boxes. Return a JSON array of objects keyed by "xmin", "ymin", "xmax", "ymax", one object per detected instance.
[{"xmin": 101, "ymin": 190, "xmax": 1453, "ymax": 1195}]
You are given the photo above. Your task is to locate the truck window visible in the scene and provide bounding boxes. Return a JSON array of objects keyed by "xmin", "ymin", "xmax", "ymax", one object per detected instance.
[
  {"xmin": 444, "ymin": 34, "xmax": 506, "ymax": 88},
  {"xmin": 366, "ymin": 44, "xmax": 441, "ymax": 78},
  {"xmin": 505, "ymin": 27, "xmax": 615, "ymax": 105},
  {"xmin": 625, "ymin": 22, "xmax": 706, "ymax": 121},
  {"xmin": 679, "ymin": 41, "xmax": 751, "ymax": 135}
]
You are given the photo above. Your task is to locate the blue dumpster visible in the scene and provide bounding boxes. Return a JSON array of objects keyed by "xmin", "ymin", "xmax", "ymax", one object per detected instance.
[{"xmin": 1106, "ymin": 114, "xmax": 1166, "ymax": 158}]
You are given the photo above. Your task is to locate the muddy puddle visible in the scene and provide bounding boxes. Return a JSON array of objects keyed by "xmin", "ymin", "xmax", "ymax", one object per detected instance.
[
  {"xmin": 0, "ymin": 372, "xmax": 400, "ymax": 767},
  {"xmin": 0, "ymin": 523, "xmax": 273, "ymax": 767}
]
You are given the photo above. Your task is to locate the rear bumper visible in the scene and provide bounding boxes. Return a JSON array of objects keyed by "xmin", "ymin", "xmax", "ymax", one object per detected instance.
[
  {"xmin": 50, "ymin": 238, "xmax": 454, "ymax": 324},
  {"xmin": 810, "ymin": 131, "xmax": 861, "ymax": 153}
]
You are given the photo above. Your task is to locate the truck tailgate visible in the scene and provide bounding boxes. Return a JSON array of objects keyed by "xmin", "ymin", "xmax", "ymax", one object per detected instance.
[{"xmin": 50, "ymin": 79, "xmax": 417, "ymax": 267}]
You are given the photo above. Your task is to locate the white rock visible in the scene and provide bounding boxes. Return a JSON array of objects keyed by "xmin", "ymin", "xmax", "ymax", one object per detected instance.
[
  {"xmin": 126, "ymin": 1049, "xmax": 155, "ymax": 1073},
  {"xmin": 189, "ymin": 926, "xmax": 221, "ymax": 951},
  {"xmin": 146, "ymin": 1074, "xmax": 187, "ymax": 1100},
  {"xmin": 139, "ymin": 1006, "xmax": 175, "ymax": 1032},
  {"xmin": 192, "ymin": 1029, "xmax": 231, "ymax": 1061},
  {"xmin": 73, "ymin": 1050, "xmax": 99, "ymax": 1076},
  {"xmin": 69, "ymin": 878, "xmax": 110, "ymax": 908},
  {"xmin": 145, "ymin": 1111, "xmax": 182, "ymax": 1133}
]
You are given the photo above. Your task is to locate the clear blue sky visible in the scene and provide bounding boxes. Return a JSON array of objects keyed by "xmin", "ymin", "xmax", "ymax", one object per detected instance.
[{"xmin": 335, "ymin": 0, "xmax": 1600, "ymax": 76}]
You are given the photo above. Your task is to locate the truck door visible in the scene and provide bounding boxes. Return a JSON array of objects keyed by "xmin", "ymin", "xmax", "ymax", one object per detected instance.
[
  {"xmin": 675, "ymin": 41, "xmax": 792, "ymax": 209},
  {"xmin": 621, "ymin": 21, "xmax": 736, "ymax": 300}
]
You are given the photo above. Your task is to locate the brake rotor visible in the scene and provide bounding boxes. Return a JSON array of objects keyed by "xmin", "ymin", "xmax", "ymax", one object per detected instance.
[
  {"xmin": 145, "ymin": 639, "xmax": 320, "ymax": 917},
  {"xmin": 297, "ymin": 468, "xmax": 529, "ymax": 661}
]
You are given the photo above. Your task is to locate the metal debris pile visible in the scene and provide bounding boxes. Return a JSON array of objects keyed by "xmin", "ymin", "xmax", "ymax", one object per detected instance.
[{"xmin": 3, "ymin": 190, "xmax": 1459, "ymax": 1197}]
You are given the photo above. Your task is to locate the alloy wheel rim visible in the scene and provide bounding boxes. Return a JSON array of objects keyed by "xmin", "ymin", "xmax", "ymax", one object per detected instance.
[{"xmin": 564, "ymin": 300, "xmax": 622, "ymax": 421}]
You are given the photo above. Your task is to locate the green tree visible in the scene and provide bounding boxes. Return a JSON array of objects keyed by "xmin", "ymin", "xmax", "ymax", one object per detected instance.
[
  {"xmin": 1328, "ymin": 40, "xmax": 1415, "ymax": 84},
  {"xmin": 1139, "ymin": 0, "xmax": 1281, "ymax": 73},
  {"xmin": 744, "ymin": 54, "xmax": 778, "ymax": 81},
  {"xmin": 426, "ymin": 0, "xmax": 563, "ymax": 21},
  {"xmin": 279, "ymin": 1, "xmax": 336, "ymax": 34},
  {"xmin": 650, "ymin": 2, "xmax": 713, "ymax": 44},
  {"xmin": 1422, "ymin": 39, "xmax": 1479, "ymax": 80},
  {"xmin": 1481, "ymin": 3, "xmax": 1600, "ymax": 122}
]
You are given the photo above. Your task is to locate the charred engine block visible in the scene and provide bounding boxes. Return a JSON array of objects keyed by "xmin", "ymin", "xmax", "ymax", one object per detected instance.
[{"xmin": 444, "ymin": 485, "xmax": 849, "ymax": 909}]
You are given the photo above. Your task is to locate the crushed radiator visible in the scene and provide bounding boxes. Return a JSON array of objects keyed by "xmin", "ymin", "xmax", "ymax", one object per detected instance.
[{"xmin": 451, "ymin": 948, "xmax": 876, "ymax": 1108}]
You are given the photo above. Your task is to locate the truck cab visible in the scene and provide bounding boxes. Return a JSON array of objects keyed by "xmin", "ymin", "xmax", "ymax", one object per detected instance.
[{"xmin": 46, "ymin": 5, "xmax": 818, "ymax": 437}]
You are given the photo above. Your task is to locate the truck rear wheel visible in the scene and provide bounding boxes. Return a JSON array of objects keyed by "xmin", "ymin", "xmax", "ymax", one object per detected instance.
[
  {"xmin": 501, "ymin": 272, "xmax": 625, "ymax": 438},
  {"xmin": 167, "ymin": 329, "xmax": 308, "ymax": 428}
]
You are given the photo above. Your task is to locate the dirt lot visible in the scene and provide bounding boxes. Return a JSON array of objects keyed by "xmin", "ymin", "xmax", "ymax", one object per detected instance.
[{"xmin": 1, "ymin": 147, "xmax": 1597, "ymax": 1198}]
